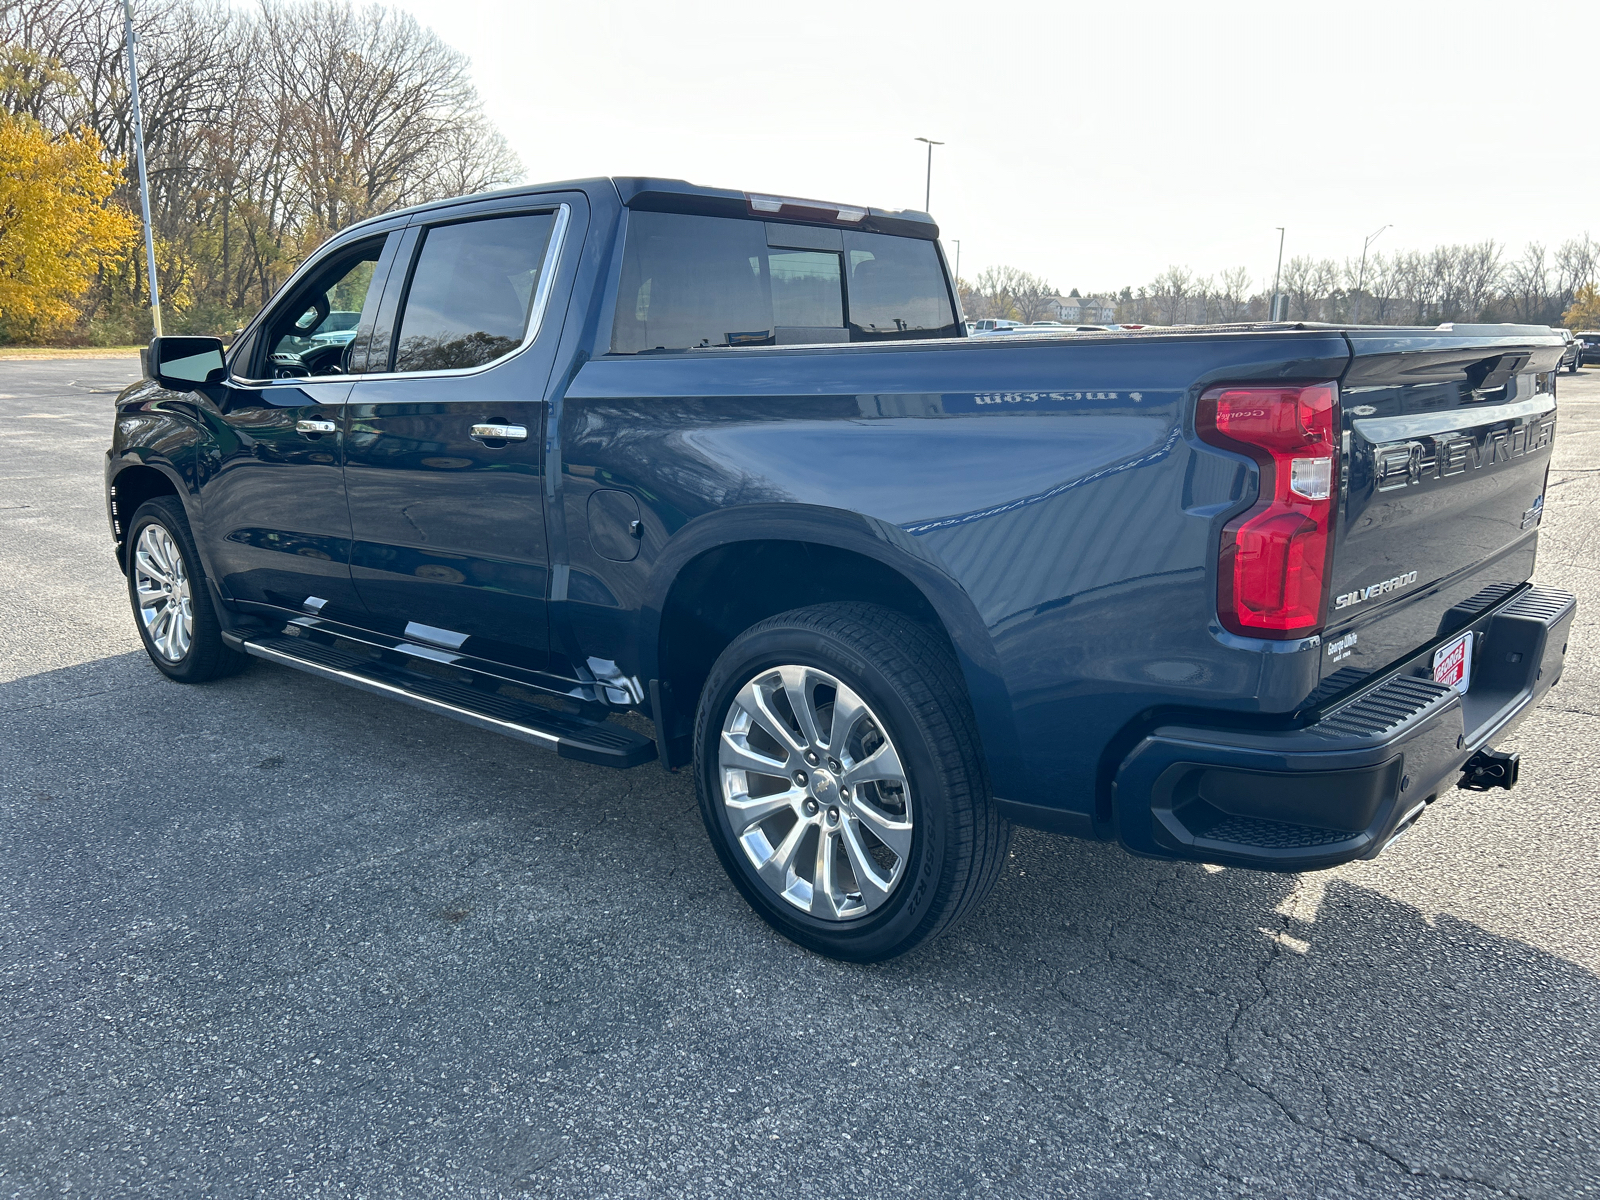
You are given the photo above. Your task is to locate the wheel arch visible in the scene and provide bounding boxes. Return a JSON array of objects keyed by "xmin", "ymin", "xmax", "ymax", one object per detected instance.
[
  {"xmin": 107, "ymin": 459, "xmax": 189, "ymax": 572},
  {"xmin": 642, "ymin": 504, "xmax": 1023, "ymax": 788}
]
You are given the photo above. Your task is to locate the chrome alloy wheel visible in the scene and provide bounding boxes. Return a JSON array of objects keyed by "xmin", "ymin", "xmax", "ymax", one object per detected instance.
[
  {"xmin": 132, "ymin": 523, "xmax": 193, "ymax": 662},
  {"xmin": 719, "ymin": 665, "xmax": 913, "ymax": 921}
]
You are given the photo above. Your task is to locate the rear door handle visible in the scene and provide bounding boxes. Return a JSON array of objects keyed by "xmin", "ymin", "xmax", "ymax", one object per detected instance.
[
  {"xmin": 296, "ymin": 419, "xmax": 337, "ymax": 435},
  {"xmin": 470, "ymin": 423, "xmax": 528, "ymax": 442}
]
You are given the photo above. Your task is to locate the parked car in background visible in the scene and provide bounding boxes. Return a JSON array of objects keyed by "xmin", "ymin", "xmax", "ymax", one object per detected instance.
[
  {"xmin": 107, "ymin": 175, "xmax": 1576, "ymax": 962},
  {"xmin": 1558, "ymin": 329, "xmax": 1581, "ymax": 373},
  {"xmin": 1575, "ymin": 330, "xmax": 1600, "ymax": 368},
  {"xmin": 308, "ymin": 310, "xmax": 362, "ymax": 350},
  {"xmin": 968, "ymin": 318, "xmax": 1021, "ymax": 334}
]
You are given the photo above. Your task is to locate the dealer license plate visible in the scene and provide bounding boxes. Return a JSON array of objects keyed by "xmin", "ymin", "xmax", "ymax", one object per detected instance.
[{"xmin": 1432, "ymin": 631, "xmax": 1474, "ymax": 695}]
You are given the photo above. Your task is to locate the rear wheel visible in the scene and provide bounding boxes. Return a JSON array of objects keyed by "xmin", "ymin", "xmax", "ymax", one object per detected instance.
[
  {"xmin": 694, "ymin": 603, "xmax": 1009, "ymax": 961},
  {"xmin": 126, "ymin": 496, "xmax": 248, "ymax": 683}
]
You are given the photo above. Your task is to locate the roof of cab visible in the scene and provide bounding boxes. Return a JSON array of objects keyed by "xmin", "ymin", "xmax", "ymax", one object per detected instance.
[{"xmin": 342, "ymin": 176, "xmax": 940, "ymax": 241}]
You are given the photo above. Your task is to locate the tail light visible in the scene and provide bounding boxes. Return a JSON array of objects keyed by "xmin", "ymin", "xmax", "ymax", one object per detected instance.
[{"xmin": 1197, "ymin": 382, "xmax": 1340, "ymax": 639}]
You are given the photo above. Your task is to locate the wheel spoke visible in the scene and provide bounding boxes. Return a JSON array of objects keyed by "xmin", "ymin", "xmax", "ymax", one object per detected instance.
[
  {"xmin": 851, "ymin": 798, "xmax": 913, "ymax": 859},
  {"xmin": 811, "ymin": 830, "xmax": 843, "ymax": 919},
  {"xmin": 151, "ymin": 606, "xmax": 173, "ymax": 656},
  {"xmin": 134, "ymin": 550, "xmax": 171, "ymax": 587},
  {"xmin": 736, "ymin": 679, "xmax": 806, "ymax": 757},
  {"xmin": 842, "ymin": 740, "xmax": 905, "ymax": 790},
  {"xmin": 839, "ymin": 821, "xmax": 895, "ymax": 910},
  {"xmin": 151, "ymin": 531, "xmax": 175, "ymax": 576},
  {"xmin": 725, "ymin": 786, "xmax": 803, "ymax": 835},
  {"xmin": 777, "ymin": 666, "xmax": 823, "ymax": 748},
  {"xmin": 719, "ymin": 731, "xmax": 791, "ymax": 779},
  {"xmin": 825, "ymin": 685, "xmax": 869, "ymax": 755},
  {"xmin": 756, "ymin": 817, "xmax": 808, "ymax": 892}
]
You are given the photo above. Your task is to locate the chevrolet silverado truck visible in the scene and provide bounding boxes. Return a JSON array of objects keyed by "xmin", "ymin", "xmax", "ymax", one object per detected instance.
[{"xmin": 106, "ymin": 177, "xmax": 1576, "ymax": 961}]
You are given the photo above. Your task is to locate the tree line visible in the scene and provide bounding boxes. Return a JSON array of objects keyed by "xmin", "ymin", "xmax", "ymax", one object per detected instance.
[
  {"xmin": 961, "ymin": 236, "xmax": 1600, "ymax": 329},
  {"xmin": 1, "ymin": 0, "xmax": 520, "ymax": 343}
]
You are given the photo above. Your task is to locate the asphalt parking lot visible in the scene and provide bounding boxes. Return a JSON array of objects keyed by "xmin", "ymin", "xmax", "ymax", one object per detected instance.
[{"xmin": 2, "ymin": 355, "xmax": 1598, "ymax": 1199}]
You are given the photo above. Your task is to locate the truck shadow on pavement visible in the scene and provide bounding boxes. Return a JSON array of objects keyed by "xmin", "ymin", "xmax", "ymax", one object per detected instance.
[{"xmin": 2, "ymin": 652, "xmax": 1596, "ymax": 1196}]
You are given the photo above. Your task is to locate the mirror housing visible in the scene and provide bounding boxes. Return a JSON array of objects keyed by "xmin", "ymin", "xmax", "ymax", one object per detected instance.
[{"xmin": 144, "ymin": 336, "xmax": 227, "ymax": 389}]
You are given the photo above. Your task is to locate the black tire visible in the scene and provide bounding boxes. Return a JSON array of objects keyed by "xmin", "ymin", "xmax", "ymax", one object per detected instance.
[
  {"xmin": 1569, "ymin": 356, "xmax": 1580, "ymax": 374},
  {"xmin": 694, "ymin": 603, "xmax": 1010, "ymax": 961},
  {"xmin": 125, "ymin": 496, "xmax": 249, "ymax": 683}
]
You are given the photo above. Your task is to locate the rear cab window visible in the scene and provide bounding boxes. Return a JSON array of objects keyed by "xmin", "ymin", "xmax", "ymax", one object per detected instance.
[{"xmin": 610, "ymin": 211, "xmax": 958, "ymax": 353}]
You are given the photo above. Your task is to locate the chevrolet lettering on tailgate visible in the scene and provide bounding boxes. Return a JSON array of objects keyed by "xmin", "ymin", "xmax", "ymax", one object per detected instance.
[{"xmin": 1373, "ymin": 416, "xmax": 1555, "ymax": 493}]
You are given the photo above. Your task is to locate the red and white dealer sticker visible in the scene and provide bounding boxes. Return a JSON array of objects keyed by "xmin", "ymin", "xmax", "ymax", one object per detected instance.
[{"xmin": 1432, "ymin": 631, "xmax": 1474, "ymax": 694}]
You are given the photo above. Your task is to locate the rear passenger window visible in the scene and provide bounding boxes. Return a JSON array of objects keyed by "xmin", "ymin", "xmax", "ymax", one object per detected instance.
[
  {"xmin": 393, "ymin": 212, "xmax": 558, "ymax": 373},
  {"xmin": 611, "ymin": 211, "xmax": 957, "ymax": 353}
]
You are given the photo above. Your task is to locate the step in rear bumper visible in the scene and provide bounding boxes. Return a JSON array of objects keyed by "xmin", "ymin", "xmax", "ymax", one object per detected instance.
[{"xmin": 1112, "ymin": 584, "xmax": 1576, "ymax": 871}]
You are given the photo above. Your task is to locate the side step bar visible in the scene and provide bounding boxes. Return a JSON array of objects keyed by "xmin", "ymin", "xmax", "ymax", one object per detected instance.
[{"xmin": 239, "ymin": 633, "xmax": 656, "ymax": 769}]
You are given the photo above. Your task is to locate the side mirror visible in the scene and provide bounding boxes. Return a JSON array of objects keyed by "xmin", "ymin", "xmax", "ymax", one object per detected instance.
[{"xmin": 145, "ymin": 336, "xmax": 227, "ymax": 389}]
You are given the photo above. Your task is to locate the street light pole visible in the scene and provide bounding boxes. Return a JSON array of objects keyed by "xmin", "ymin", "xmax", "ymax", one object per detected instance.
[
  {"xmin": 123, "ymin": 0, "xmax": 162, "ymax": 337},
  {"xmin": 952, "ymin": 239, "xmax": 961, "ymax": 285},
  {"xmin": 1354, "ymin": 223, "xmax": 1391, "ymax": 325},
  {"xmin": 1272, "ymin": 227, "xmax": 1286, "ymax": 322},
  {"xmin": 914, "ymin": 137, "xmax": 943, "ymax": 213}
]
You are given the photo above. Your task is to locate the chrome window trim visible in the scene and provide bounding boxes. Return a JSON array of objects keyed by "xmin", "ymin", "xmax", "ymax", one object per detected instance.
[{"xmin": 231, "ymin": 202, "xmax": 571, "ymax": 388}]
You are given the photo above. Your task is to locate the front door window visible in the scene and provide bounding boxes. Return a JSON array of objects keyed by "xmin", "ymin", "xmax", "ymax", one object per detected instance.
[{"xmin": 263, "ymin": 243, "xmax": 386, "ymax": 379}]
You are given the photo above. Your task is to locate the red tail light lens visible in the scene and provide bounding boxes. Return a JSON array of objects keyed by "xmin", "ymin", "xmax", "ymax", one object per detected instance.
[{"xmin": 1197, "ymin": 382, "xmax": 1339, "ymax": 639}]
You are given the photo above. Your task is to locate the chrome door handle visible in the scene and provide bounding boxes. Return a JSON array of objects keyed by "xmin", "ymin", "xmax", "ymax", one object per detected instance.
[
  {"xmin": 296, "ymin": 419, "xmax": 337, "ymax": 434},
  {"xmin": 470, "ymin": 423, "xmax": 528, "ymax": 442}
]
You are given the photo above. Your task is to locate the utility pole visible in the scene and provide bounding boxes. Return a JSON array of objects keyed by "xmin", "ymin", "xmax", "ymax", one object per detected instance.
[
  {"xmin": 953, "ymin": 239, "xmax": 961, "ymax": 285},
  {"xmin": 124, "ymin": 0, "xmax": 162, "ymax": 337},
  {"xmin": 1271, "ymin": 227, "xmax": 1286, "ymax": 322},
  {"xmin": 914, "ymin": 137, "xmax": 943, "ymax": 213},
  {"xmin": 1354, "ymin": 223, "xmax": 1391, "ymax": 324}
]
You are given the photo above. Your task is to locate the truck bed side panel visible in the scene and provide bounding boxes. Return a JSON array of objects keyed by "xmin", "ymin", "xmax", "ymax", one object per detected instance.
[{"xmin": 560, "ymin": 332, "xmax": 1348, "ymax": 817}]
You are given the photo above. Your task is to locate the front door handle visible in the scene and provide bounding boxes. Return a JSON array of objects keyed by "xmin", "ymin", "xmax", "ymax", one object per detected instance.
[
  {"xmin": 296, "ymin": 419, "xmax": 337, "ymax": 435},
  {"xmin": 470, "ymin": 423, "xmax": 528, "ymax": 442}
]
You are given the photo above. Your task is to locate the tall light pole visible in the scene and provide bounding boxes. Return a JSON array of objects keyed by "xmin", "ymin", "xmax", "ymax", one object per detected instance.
[
  {"xmin": 952, "ymin": 239, "xmax": 961, "ymax": 285},
  {"xmin": 914, "ymin": 137, "xmax": 943, "ymax": 213},
  {"xmin": 1271, "ymin": 227, "xmax": 1286, "ymax": 322},
  {"xmin": 1353, "ymin": 223, "xmax": 1391, "ymax": 324},
  {"xmin": 124, "ymin": 0, "xmax": 162, "ymax": 337}
]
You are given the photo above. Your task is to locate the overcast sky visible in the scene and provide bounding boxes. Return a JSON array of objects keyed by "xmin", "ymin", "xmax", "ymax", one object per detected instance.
[{"xmin": 392, "ymin": 0, "xmax": 1597, "ymax": 298}]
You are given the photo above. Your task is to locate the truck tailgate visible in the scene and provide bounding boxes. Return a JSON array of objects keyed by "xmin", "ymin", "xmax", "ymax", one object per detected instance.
[{"xmin": 1321, "ymin": 328, "xmax": 1565, "ymax": 690}]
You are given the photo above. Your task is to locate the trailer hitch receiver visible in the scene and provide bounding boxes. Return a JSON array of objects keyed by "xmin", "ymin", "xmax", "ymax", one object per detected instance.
[{"xmin": 1458, "ymin": 747, "xmax": 1520, "ymax": 792}]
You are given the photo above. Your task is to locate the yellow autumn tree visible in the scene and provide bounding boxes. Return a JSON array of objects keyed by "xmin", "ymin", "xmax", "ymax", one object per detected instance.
[
  {"xmin": 0, "ymin": 113, "xmax": 136, "ymax": 340},
  {"xmin": 1564, "ymin": 286, "xmax": 1600, "ymax": 331}
]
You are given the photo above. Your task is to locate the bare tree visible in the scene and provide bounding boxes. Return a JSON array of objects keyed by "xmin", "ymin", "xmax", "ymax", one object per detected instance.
[
  {"xmin": 1505, "ymin": 243, "xmax": 1549, "ymax": 324},
  {"xmin": 1215, "ymin": 266, "xmax": 1250, "ymax": 321},
  {"xmin": 1362, "ymin": 252, "xmax": 1399, "ymax": 324},
  {"xmin": 1, "ymin": 0, "xmax": 522, "ymax": 337},
  {"xmin": 1281, "ymin": 256, "xmax": 1317, "ymax": 320},
  {"xmin": 1009, "ymin": 271, "xmax": 1056, "ymax": 323},
  {"xmin": 1457, "ymin": 240, "xmax": 1502, "ymax": 322},
  {"xmin": 972, "ymin": 265, "xmax": 1028, "ymax": 321},
  {"xmin": 1309, "ymin": 259, "xmax": 1340, "ymax": 321},
  {"xmin": 1148, "ymin": 265, "xmax": 1191, "ymax": 325},
  {"xmin": 1556, "ymin": 235, "xmax": 1596, "ymax": 305}
]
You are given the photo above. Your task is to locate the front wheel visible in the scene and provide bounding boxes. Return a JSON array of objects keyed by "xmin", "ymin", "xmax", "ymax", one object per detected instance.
[
  {"xmin": 694, "ymin": 603, "xmax": 1009, "ymax": 961},
  {"xmin": 126, "ymin": 496, "xmax": 248, "ymax": 683}
]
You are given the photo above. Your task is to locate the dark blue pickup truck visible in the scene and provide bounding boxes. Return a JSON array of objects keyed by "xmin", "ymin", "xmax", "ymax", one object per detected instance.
[{"xmin": 107, "ymin": 177, "xmax": 1576, "ymax": 960}]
